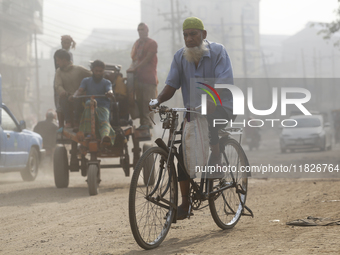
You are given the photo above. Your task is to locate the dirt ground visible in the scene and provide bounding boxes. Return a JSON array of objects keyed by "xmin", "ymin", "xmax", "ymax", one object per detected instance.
[{"xmin": 1, "ymin": 133, "xmax": 340, "ymax": 255}]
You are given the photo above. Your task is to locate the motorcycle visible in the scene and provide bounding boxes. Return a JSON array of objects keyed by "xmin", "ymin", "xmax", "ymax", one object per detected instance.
[{"xmin": 244, "ymin": 126, "xmax": 261, "ymax": 151}]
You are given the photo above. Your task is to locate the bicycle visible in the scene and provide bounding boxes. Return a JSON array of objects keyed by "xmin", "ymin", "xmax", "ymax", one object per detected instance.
[{"xmin": 128, "ymin": 105, "xmax": 254, "ymax": 250}]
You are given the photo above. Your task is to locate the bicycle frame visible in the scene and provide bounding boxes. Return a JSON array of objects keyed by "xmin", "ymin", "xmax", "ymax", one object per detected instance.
[
  {"xmin": 129, "ymin": 106, "xmax": 254, "ymax": 250},
  {"xmin": 148, "ymin": 107, "xmax": 244, "ymax": 212}
]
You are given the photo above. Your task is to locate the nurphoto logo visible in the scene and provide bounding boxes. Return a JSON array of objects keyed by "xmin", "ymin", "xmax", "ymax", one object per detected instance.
[{"xmin": 198, "ymin": 83, "xmax": 312, "ymax": 128}]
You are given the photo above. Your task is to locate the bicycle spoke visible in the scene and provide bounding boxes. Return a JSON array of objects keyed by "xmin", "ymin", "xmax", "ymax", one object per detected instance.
[
  {"xmin": 222, "ymin": 192, "xmax": 236, "ymax": 215},
  {"xmin": 129, "ymin": 147, "xmax": 176, "ymax": 249},
  {"xmin": 209, "ymin": 138, "xmax": 249, "ymax": 230}
]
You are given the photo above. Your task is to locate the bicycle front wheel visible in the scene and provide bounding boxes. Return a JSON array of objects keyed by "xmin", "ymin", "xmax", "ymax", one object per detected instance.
[
  {"xmin": 129, "ymin": 147, "xmax": 178, "ymax": 250},
  {"xmin": 209, "ymin": 138, "xmax": 249, "ymax": 229}
]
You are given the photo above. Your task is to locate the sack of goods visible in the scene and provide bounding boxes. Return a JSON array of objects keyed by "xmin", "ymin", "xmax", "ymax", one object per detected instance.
[{"xmin": 182, "ymin": 114, "xmax": 210, "ymax": 178}]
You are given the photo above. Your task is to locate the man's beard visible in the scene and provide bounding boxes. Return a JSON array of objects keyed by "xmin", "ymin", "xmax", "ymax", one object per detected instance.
[
  {"xmin": 93, "ymin": 75, "xmax": 103, "ymax": 83},
  {"xmin": 183, "ymin": 41, "xmax": 209, "ymax": 63}
]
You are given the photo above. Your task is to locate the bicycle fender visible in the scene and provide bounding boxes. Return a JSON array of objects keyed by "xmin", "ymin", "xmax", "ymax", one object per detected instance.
[{"xmin": 155, "ymin": 138, "xmax": 169, "ymax": 153}]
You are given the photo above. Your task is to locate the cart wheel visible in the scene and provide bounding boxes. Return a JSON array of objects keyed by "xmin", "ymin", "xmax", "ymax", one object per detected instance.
[
  {"xmin": 121, "ymin": 151, "xmax": 130, "ymax": 177},
  {"xmin": 53, "ymin": 146, "xmax": 69, "ymax": 188},
  {"xmin": 87, "ymin": 164, "xmax": 99, "ymax": 196},
  {"xmin": 132, "ymin": 134, "xmax": 141, "ymax": 167},
  {"xmin": 81, "ymin": 156, "xmax": 88, "ymax": 177},
  {"xmin": 142, "ymin": 144, "xmax": 155, "ymax": 186},
  {"xmin": 120, "ymin": 144, "xmax": 130, "ymax": 176}
]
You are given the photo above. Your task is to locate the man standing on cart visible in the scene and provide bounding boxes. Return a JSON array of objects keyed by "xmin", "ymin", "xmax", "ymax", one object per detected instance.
[
  {"xmin": 54, "ymin": 49, "xmax": 92, "ymax": 128},
  {"xmin": 127, "ymin": 22, "xmax": 158, "ymax": 130},
  {"xmin": 149, "ymin": 17, "xmax": 235, "ymax": 220},
  {"xmin": 54, "ymin": 35, "xmax": 77, "ymax": 127}
]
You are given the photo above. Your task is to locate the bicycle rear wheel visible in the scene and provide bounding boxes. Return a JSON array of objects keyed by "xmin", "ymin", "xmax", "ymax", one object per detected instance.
[
  {"xmin": 209, "ymin": 138, "xmax": 249, "ymax": 229},
  {"xmin": 129, "ymin": 147, "xmax": 177, "ymax": 250}
]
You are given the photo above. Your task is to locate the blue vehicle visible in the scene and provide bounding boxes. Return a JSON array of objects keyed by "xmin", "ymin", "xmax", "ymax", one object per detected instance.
[{"xmin": 0, "ymin": 74, "xmax": 45, "ymax": 181}]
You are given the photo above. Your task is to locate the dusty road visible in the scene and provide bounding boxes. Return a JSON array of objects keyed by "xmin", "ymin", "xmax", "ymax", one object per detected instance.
[{"xmin": 1, "ymin": 135, "xmax": 340, "ymax": 254}]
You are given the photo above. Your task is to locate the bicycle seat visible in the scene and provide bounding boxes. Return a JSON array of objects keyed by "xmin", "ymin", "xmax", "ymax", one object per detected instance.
[{"xmin": 218, "ymin": 127, "xmax": 243, "ymax": 137}]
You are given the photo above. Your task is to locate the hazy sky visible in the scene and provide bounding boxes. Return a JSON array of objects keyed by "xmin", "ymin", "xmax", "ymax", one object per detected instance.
[
  {"xmin": 260, "ymin": 0, "xmax": 339, "ymax": 34},
  {"xmin": 39, "ymin": 0, "xmax": 140, "ymax": 53},
  {"xmin": 39, "ymin": 0, "xmax": 339, "ymax": 53}
]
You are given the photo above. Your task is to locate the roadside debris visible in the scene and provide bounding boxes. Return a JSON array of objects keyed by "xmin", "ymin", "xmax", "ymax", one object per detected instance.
[{"xmin": 286, "ymin": 216, "xmax": 340, "ymax": 226}]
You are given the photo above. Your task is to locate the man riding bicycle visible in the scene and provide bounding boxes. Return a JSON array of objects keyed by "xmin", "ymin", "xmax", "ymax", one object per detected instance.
[{"xmin": 149, "ymin": 17, "xmax": 235, "ymax": 220}]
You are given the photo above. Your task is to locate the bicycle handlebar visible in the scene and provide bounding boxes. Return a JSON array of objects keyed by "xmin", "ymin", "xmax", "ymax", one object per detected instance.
[
  {"xmin": 73, "ymin": 95, "xmax": 114, "ymax": 100},
  {"xmin": 151, "ymin": 105, "xmax": 202, "ymax": 114},
  {"xmin": 74, "ymin": 95, "xmax": 108, "ymax": 99}
]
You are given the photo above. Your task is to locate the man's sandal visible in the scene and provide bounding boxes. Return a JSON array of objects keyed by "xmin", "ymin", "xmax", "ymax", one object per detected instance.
[
  {"xmin": 163, "ymin": 206, "xmax": 194, "ymax": 220},
  {"xmin": 176, "ymin": 206, "xmax": 194, "ymax": 220},
  {"xmin": 100, "ymin": 136, "xmax": 111, "ymax": 148}
]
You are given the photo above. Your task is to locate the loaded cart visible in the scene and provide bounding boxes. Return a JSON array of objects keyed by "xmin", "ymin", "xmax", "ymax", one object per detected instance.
[{"xmin": 53, "ymin": 64, "xmax": 154, "ymax": 196}]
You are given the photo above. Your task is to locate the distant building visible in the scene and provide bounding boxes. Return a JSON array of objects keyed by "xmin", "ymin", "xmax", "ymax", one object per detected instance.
[
  {"xmin": 282, "ymin": 22, "xmax": 340, "ymax": 78},
  {"xmin": 260, "ymin": 34, "xmax": 289, "ymax": 77},
  {"xmin": 76, "ymin": 28, "xmax": 137, "ymax": 71},
  {"xmin": 141, "ymin": 0, "xmax": 261, "ymax": 78},
  {"xmin": 260, "ymin": 23, "xmax": 340, "ymax": 78},
  {"xmin": 259, "ymin": 23, "xmax": 340, "ymax": 112},
  {"xmin": 0, "ymin": 0, "xmax": 43, "ymax": 122}
]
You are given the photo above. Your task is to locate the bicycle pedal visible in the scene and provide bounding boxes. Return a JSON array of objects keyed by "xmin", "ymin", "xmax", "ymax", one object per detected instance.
[{"xmin": 236, "ymin": 184, "xmax": 246, "ymax": 195}]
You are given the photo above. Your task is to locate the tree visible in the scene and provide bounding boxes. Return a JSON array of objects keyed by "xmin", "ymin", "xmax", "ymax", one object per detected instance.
[{"xmin": 318, "ymin": 4, "xmax": 340, "ymax": 47}]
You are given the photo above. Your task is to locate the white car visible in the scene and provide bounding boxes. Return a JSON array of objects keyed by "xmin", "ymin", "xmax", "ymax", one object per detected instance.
[{"xmin": 280, "ymin": 115, "xmax": 332, "ymax": 153}]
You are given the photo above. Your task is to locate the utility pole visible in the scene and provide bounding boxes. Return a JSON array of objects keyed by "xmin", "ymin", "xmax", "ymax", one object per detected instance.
[
  {"xmin": 332, "ymin": 49, "xmax": 335, "ymax": 78},
  {"xmin": 0, "ymin": 30, "xmax": 2, "ymax": 65},
  {"xmin": 34, "ymin": 30, "xmax": 40, "ymax": 121},
  {"xmin": 300, "ymin": 48, "xmax": 307, "ymax": 92},
  {"xmin": 221, "ymin": 18, "xmax": 225, "ymax": 46},
  {"xmin": 332, "ymin": 49, "xmax": 336, "ymax": 108},
  {"xmin": 313, "ymin": 48, "xmax": 317, "ymax": 78},
  {"xmin": 301, "ymin": 49, "xmax": 306, "ymax": 78},
  {"xmin": 318, "ymin": 50, "xmax": 322, "ymax": 77},
  {"xmin": 241, "ymin": 14, "xmax": 249, "ymax": 120},
  {"xmin": 170, "ymin": 0, "xmax": 176, "ymax": 56},
  {"xmin": 261, "ymin": 50, "xmax": 271, "ymax": 101},
  {"xmin": 0, "ymin": 74, "xmax": 2, "ymax": 112},
  {"xmin": 261, "ymin": 49, "xmax": 275, "ymax": 118},
  {"xmin": 176, "ymin": 0, "xmax": 183, "ymax": 48},
  {"xmin": 312, "ymin": 48, "xmax": 318, "ymax": 106},
  {"xmin": 318, "ymin": 50, "xmax": 322, "ymax": 105},
  {"xmin": 158, "ymin": 1, "xmax": 189, "ymax": 56},
  {"xmin": 241, "ymin": 14, "xmax": 248, "ymax": 78},
  {"xmin": 261, "ymin": 50, "xmax": 269, "ymax": 79}
]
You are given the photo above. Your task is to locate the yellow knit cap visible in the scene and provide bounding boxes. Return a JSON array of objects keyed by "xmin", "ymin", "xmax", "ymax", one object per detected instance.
[{"xmin": 183, "ymin": 17, "xmax": 204, "ymax": 31}]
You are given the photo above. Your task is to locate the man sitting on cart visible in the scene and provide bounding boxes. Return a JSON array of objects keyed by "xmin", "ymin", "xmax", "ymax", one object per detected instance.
[{"xmin": 72, "ymin": 60, "xmax": 116, "ymax": 147}]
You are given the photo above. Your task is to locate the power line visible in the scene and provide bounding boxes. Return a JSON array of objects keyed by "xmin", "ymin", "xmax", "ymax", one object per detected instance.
[
  {"xmin": 45, "ymin": 0, "xmax": 139, "ymax": 26},
  {"xmin": 2, "ymin": 1, "xmax": 179, "ymax": 60},
  {"xmin": 3, "ymin": 1, "xmax": 171, "ymax": 54},
  {"xmin": 7, "ymin": 2, "xmax": 137, "ymax": 42},
  {"xmin": 157, "ymin": 0, "xmax": 190, "ymax": 55},
  {"xmin": 1, "ymin": 1, "xmax": 139, "ymax": 53}
]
